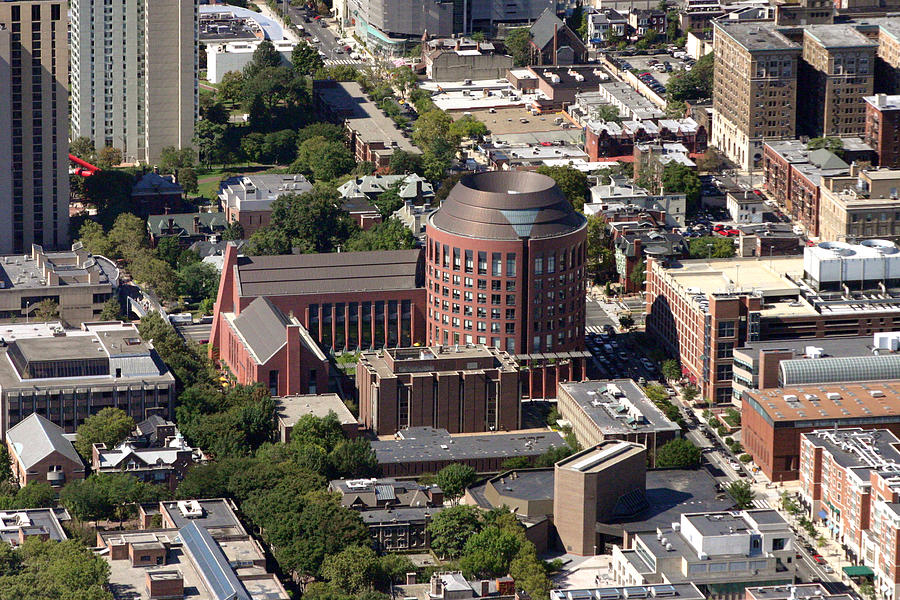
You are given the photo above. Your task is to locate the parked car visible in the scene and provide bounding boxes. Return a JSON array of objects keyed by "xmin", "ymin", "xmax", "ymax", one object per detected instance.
[{"xmin": 813, "ymin": 554, "xmax": 825, "ymax": 564}]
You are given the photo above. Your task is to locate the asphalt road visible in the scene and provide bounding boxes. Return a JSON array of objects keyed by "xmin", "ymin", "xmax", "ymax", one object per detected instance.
[{"xmin": 283, "ymin": 7, "xmax": 352, "ymax": 62}]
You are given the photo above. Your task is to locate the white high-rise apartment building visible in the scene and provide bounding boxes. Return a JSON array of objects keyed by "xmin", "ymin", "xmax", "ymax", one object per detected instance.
[{"xmin": 70, "ymin": 0, "xmax": 198, "ymax": 165}]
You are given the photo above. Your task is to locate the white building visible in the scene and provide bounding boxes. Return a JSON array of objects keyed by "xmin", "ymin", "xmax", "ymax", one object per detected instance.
[
  {"xmin": 726, "ymin": 190, "xmax": 766, "ymax": 224},
  {"xmin": 70, "ymin": 0, "xmax": 198, "ymax": 164},
  {"xmin": 206, "ymin": 39, "xmax": 295, "ymax": 84}
]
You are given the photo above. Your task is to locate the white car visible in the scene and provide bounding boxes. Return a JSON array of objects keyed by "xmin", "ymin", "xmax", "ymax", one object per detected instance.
[{"xmin": 311, "ymin": 36, "xmax": 320, "ymax": 43}]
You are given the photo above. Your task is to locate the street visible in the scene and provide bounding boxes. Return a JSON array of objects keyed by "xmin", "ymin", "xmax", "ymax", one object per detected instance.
[{"xmin": 278, "ymin": 5, "xmax": 366, "ymax": 64}]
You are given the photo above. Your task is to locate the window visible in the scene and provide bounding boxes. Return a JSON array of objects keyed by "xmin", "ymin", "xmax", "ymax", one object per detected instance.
[
  {"xmin": 547, "ymin": 254, "xmax": 556, "ymax": 274},
  {"xmin": 506, "ymin": 253, "xmax": 516, "ymax": 277},
  {"xmin": 716, "ymin": 364, "xmax": 732, "ymax": 380},
  {"xmin": 268, "ymin": 370, "xmax": 279, "ymax": 396},
  {"xmin": 717, "ymin": 342, "xmax": 733, "ymax": 359},
  {"xmin": 492, "ymin": 252, "xmax": 502, "ymax": 276},
  {"xmin": 772, "ymin": 538, "xmax": 786, "ymax": 551},
  {"xmin": 534, "ymin": 256, "xmax": 543, "ymax": 275},
  {"xmin": 506, "ymin": 309, "xmax": 515, "ymax": 319},
  {"xmin": 465, "ymin": 250, "xmax": 473, "ymax": 273},
  {"xmin": 477, "ymin": 251, "xmax": 487, "ymax": 274},
  {"xmin": 717, "ymin": 320, "xmax": 735, "ymax": 337},
  {"xmin": 453, "ymin": 248, "xmax": 460, "ymax": 270}
]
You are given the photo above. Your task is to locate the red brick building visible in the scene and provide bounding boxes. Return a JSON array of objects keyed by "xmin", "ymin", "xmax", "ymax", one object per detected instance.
[
  {"xmin": 425, "ymin": 172, "xmax": 587, "ymax": 355},
  {"xmin": 743, "ymin": 384, "xmax": 900, "ymax": 482},
  {"xmin": 356, "ymin": 345, "xmax": 521, "ymax": 434},
  {"xmin": 6, "ymin": 413, "xmax": 85, "ymax": 489},
  {"xmin": 864, "ymin": 94, "xmax": 900, "ymax": 168},
  {"xmin": 799, "ymin": 428, "xmax": 900, "ymax": 594}
]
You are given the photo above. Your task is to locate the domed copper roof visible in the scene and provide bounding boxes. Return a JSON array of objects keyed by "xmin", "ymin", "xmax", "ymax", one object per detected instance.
[{"xmin": 429, "ymin": 172, "xmax": 586, "ymax": 241}]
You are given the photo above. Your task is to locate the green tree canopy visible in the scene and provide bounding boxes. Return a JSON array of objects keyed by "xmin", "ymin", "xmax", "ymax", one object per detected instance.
[
  {"xmin": 176, "ymin": 261, "xmax": 220, "ymax": 302},
  {"xmin": 655, "ymin": 438, "xmax": 702, "ymax": 468},
  {"xmin": 345, "ymin": 218, "xmax": 416, "ymax": 252},
  {"xmin": 389, "ymin": 150, "xmax": 424, "ymax": 175},
  {"xmin": 70, "ymin": 137, "xmax": 97, "ymax": 162},
  {"xmin": 666, "ymin": 53, "xmax": 713, "ymax": 101},
  {"xmin": 662, "ymin": 359, "xmax": 681, "ymax": 381},
  {"xmin": 0, "ymin": 537, "xmax": 113, "ymax": 600},
  {"xmin": 96, "ymin": 147, "xmax": 123, "ymax": 169},
  {"xmin": 660, "ymin": 162, "xmax": 700, "ymax": 208},
  {"xmin": 460, "ymin": 527, "xmax": 524, "ymax": 578},
  {"xmin": 726, "ymin": 479, "xmax": 756, "ymax": 509},
  {"xmin": 292, "ymin": 41, "xmax": 324, "ymax": 77},
  {"xmin": 434, "ymin": 463, "xmax": 478, "ymax": 502},
  {"xmin": 322, "ymin": 544, "xmax": 381, "ymax": 594},
  {"xmin": 505, "ymin": 28, "xmax": 532, "ymax": 67},
  {"xmin": 427, "ymin": 505, "xmax": 483, "ymax": 559},
  {"xmin": 449, "ymin": 115, "xmax": 489, "ymax": 140},
  {"xmin": 74, "ymin": 408, "xmax": 136, "ymax": 461},
  {"xmin": 536, "ymin": 166, "xmax": 589, "ymax": 211},
  {"xmin": 244, "ymin": 40, "xmax": 283, "ymax": 79},
  {"xmin": 688, "ymin": 236, "xmax": 735, "ymax": 259}
]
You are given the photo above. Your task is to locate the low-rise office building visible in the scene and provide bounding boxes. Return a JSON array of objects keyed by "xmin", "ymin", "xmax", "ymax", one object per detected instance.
[
  {"xmin": 6, "ymin": 413, "xmax": 84, "ymax": 488},
  {"xmin": 554, "ymin": 441, "xmax": 648, "ymax": 555},
  {"xmin": 556, "ymin": 380, "xmax": 681, "ymax": 467},
  {"xmin": 274, "ymin": 394, "xmax": 358, "ymax": 443},
  {"xmin": 551, "ymin": 584, "xmax": 705, "ymax": 600},
  {"xmin": 219, "ymin": 174, "xmax": 313, "ymax": 238},
  {"xmin": 743, "ymin": 382, "xmax": 900, "ymax": 482},
  {"xmin": 0, "ymin": 322, "xmax": 175, "ymax": 437},
  {"xmin": 102, "ymin": 498, "xmax": 289, "ymax": 600},
  {"xmin": 611, "ymin": 510, "xmax": 795, "ymax": 595},
  {"xmin": 356, "ymin": 345, "xmax": 520, "ymax": 435},
  {"xmin": 798, "ymin": 429, "xmax": 900, "ymax": 596},
  {"xmin": 818, "ymin": 168, "xmax": 900, "ymax": 242},
  {"xmin": 371, "ymin": 426, "xmax": 567, "ymax": 477},
  {"xmin": 0, "ymin": 508, "xmax": 69, "ymax": 546},
  {"xmin": 0, "ymin": 244, "xmax": 118, "ymax": 326},
  {"xmin": 329, "ymin": 477, "xmax": 444, "ymax": 552}
]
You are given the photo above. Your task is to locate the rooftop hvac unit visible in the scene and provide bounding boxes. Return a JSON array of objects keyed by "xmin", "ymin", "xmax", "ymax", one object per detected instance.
[
  {"xmin": 176, "ymin": 500, "xmax": 203, "ymax": 519},
  {"xmin": 805, "ymin": 346, "xmax": 824, "ymax": 358}
]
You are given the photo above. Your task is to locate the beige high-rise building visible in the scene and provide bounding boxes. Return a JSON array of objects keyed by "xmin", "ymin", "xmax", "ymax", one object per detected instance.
[
  {"xmin": 0, "ymin": 0, "xmax": 70, "ymax": 254},
  {"xmin": 797, "ymin": 25, "xmax": 876, "ymax": 137},
  {"xmin": 712, "ymin": 22, "xmax": 801, "ymax": 171},
  {"xmin": 70, "ymin": 0, "xmax": 197, "ymax": 164}
]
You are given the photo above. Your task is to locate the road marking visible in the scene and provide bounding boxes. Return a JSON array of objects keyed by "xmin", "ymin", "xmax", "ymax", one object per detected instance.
[{"xmin": 324, "ymin": 59, "xmax": 367, "ymax": 66}]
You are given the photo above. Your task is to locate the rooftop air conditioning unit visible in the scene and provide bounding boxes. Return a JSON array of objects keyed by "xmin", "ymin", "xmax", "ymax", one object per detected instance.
[{"xmin": 176, "ymin": 500, "xmax": 203, "ymax": 519}]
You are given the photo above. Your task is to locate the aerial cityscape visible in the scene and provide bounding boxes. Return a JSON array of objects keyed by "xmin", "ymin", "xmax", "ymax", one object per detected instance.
[{"xmin": 2, "ymin": 0, "xmax": 900, "ymax": 598}]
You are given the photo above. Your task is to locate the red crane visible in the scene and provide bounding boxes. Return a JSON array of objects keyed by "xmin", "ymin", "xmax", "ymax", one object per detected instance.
[{"xmin": 69, "ymin": 154, "xmax": 101, "ymax": 177}]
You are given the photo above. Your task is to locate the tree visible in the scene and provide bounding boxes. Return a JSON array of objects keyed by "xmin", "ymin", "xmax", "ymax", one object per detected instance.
[
  {"xmin": 0, "ymin": 445, "xmax": 12, "ymax": 485},
  {"xmin": 219, "ymin": 71, "xmax": 246, "ymax": 107},
  {"xmin": 662, "ymin": 359, "xmax": 681, "ymax": 381},
  {"xmin": 244, "ymin": 40, "xmax": 283, "ymax": 79},
  {"xmin": 389, "ymin": 150, "xmax": 424, "ymax": 175},
  {"xmin": 98, "ymin": 297, "xmax": 122, "ymax": 321},
  {"xmin": 345, "ymin": 218, "xmax": 416, "ymax": 252},
  {"xmin": 688, "ymin": 236, "xmax": 734, "ymax": 259},
  {"xmin": 412, "ymin": 110, "xmax": 454, "ymax": 150},
  {"xmin": 682, "ymin": 384, "xmax": 699, "ymax": 404},
  {"xmin": 660, "ymin": 162, "xmax": 700, "ymax": 208},
  {"xmin": 96, "ymin": 146, "xmax": 123, "ymax": 168},
  {"xmin": 422, "ymin": 139, "xmax": 457, "ymax": 181},
  {"xmin": 629, "ymin": 261, "xmax": 646, "ymax": 287},
  {"xmin": 179, "ymin": 167, "xmax": 199, "ymax": 195},
  {"xmin": 158, "ymin": 147, "xmax": 195, "ymax": 174},
  {"xmin": 78, "ymin": 221, "xmax": 114, "ymax": 258},
  {"xmin": 195, "ymin": 120, "xmax": 227, "ymax": 168},
  {"xmin": 726, "ymin": 480, "xmax": 756, "ymax": 509},
  {"xmin": 222, "ymin": 221, "xmax": 245, "ymax": 241},
  {"xmin": 200, "ymin": 92, "xmax": 229, "ymax": 124},
  {"xmin": 656, "ymin": 438, "xmax": 702, "ymax": 468},
  {"xmin": 14, "ymin": 482, "xmax": 56, "ymax": 508},
  {"xmin": 297, "ymin": 122, "xmax": 346, "ymax": 145},
  {"xmin": 449, "ymin": 115, "xmax": 489, "ymax": 140},
  {"xmin": 107, "ymin": 212, "xmax": 147, "ymax": 260},
  {"xmin": 807, "ymin": 136, "xmax": 844, "ymax": 157},
  {"xmin": 500, "ymin": 456, "xmax": 532, "ymax": 470},
  {"xmin": 70, "ymin": 137, "xmax": 97, "ymax": 162},
  {"xmin": 618, "ymin": 314, "xmax": 635, "ymax": 330},
  {"xmin": 534, "ymin": 444, "xmax": 575, "ymax": 467},
  {"xmin": 31, "ymin": 299, "xmax": 60, "ymax": 323},
  {"xmin": 322, "ymin": 544, "xmax": 380, "ymax": 594},
  {"xmin": 666, "ymin": 53, "xmax": 713, "ymax": 101},
  {"xmin": 460, "ymin": 528, "xmax": 524, "ymax": 578},
  {"xmin": 536, "ymin": 166, "xmax": 589, "ymax": 211},
  {"xmin": 0, "ymin": 537, "xmax": 112, "ymax": 599},
  {"xmin": 75, "ymin": 408, "xmax": 136, "ymax": 461},
  {"xmin": 428, "ymin": 505, "xmax": 483, "ymax": 559},
  {"xmin": 177, "ymin": 261, "xmax": 220, "ymax": 301},
  {"xmin": 328, "ymin": 439, "xmax": 379, "ymax": 479},
  {"xmin": 592, "ymin": 104, "xmax": 621, "ymax": 123},
  {"xmin": 291, "ymin": 41, "xmax": 324, "ymax": 77},
  {"xmin": 505, "ymin": 28, "xmax": 532, "ymax": 67},
  {"xmin": 434, "ymin": 463, "xmax": 478, "ymax": 502},
  {"xmin": 665, "ymin": 99, "xmax": 687, "ymax": 119}
]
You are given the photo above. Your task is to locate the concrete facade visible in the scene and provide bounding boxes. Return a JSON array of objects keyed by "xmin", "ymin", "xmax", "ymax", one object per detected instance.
[
  {"xmin": 554, "ymin": 441, "xmax": 647, "ymax": 556},
  {"xmin": 70, "ymin": 0, "xmax": 197, "ymax": 164},
  {"xmin": 0, "ymin": 0, "xmax": 69, "ymax": 254}
]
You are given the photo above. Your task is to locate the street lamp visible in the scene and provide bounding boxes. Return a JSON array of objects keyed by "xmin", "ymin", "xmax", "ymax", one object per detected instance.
[{"xmin": 707, "ymin": 243, "xmax": 714, "ymax": 260}]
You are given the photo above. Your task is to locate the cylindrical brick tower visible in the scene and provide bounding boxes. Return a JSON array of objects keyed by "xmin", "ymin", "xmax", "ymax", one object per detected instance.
[{"xmin": 424, "ymin": 171, "xmax": 587, "ymax": 355}]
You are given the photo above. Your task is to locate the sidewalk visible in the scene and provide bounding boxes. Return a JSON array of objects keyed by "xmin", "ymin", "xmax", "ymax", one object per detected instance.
[{"xmin": 251, "ymin": 0, "xmax": 299, "ymax": 42}]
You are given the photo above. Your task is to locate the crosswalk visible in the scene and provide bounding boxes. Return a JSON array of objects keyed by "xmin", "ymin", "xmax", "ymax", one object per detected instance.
[
  {"xmin": 324, "ymin": 58, "xmax": 367, "ymax": 66},
  {"xmin": 586, "ymin": 325, "xmax": 606, "ymax": 334},
  {"xmin": 752, "ymin": 497, "xmax": 770, "ymax": 509}
]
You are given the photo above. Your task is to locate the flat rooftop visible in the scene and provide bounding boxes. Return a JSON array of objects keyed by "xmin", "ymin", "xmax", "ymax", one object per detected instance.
[
  {"xmin": 316, "ymin": 82, "xmax": 418, "ymax": 155},
  {"xmin": 372, "ymin": 427, "xmax": 566, "ymax": 466},
  {"xmin": 713, "ymin": 22, "xmax": 800, "ymax": 52},
  {"xmin": 653, "ymin": 256, "xmax": 811, "ymax": 317},
  {"xmin": 746, "ymin": 584, "xmax": 854, "ymax": 600},
  {"xmin": 235, "ymin": 249, "xmax": 423, "ymax": 297},
  {"xmin": 557, "ymin": 441, "xmax": 645, "ymax": 473},
  {"xmin": 551, "ymin": 584, "xmax": 705, "ymax": 600},
  {"xmin": 804, "ymin": 24, "xmax": 877, "ymax": 48},
  {"xmin": 275, "ymin": 394, "xmax": 357, "ymax": 427},
  {"xmin": 487, "ymin": 468, "xmax": 555, "ymax": 501},
  {"xmin": 802, "ymin": 428, "xmax": 900, "ymax": 472},
  {"xmin": 159, "ymin": 499, "xmax": 245, "ymax": 536},
  {"xmin": 744, "ymin": 382, "xmax": 900, "ymax": 423},
  {"xmin": 0, "ymin": 508, "xmax": 68, "ymax": 543},
  {"xmin": 559, "ymin": 379, "xmax": 681, "ymax": 436},
  {"xmin": 600, "ymin": 468, "xmax": 731, "ymax": 535},
  {"xmin": 0, "ymin": 250, "xmax": 116, "ymax": 290},
  {"xmin": 734, "ymin": 334, "xmax": 888, "ymax": 362},
  {"xmin": 865, "ymin": 95, "xmax": 900, "ymax": 111}
]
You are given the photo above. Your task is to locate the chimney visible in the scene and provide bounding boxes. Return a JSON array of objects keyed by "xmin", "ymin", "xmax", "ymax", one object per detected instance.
[
  {"xmin": 455, "ymin": 38, "xmax": 461, "ymax": 50},
  {"xmin": 553, "ymin": 24, "xmax": 558, "ymax": 66},
  {"xmin": 193, "ymin": 215, "xmax": 201, "ymax": 234},
  {"xmin": 878, "ymin": 93, "xmax": 887, "ymax": 108}
]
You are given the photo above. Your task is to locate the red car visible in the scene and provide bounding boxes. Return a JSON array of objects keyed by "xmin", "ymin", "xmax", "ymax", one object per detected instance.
[
  {"xmin": 813, "ymin": 554, "xmax": 825, "ymax": 564},
  {"xmin": 726, "ymin": 228, "xmax": 741, "ymax": 236},
  {"xmin": 712, "ymin": 224, "xmax": 725, "ymax": 231}
]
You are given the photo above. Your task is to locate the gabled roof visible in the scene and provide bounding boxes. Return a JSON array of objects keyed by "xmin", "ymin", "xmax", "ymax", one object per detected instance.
[
  {"xmin": 7, "ymin": 414, "xmax": 83, "ymax": 470},
  {"xmin": 530, "ymin": 8, "xmax": 567, "ymax": 49},
  {"xmin": 808, "ymin": 148, "xmax": 849, "ymax": 171},
  {"xmin": 131, "ymin": 172, "xmax": 184, "ymax": 196},
  {"xmin": 146, "ymin": 212, "xmax": 228, "ymax": 237},
  {"xmin": 231, "ymin": 297, "xmax": 292, "ymax": 364}
]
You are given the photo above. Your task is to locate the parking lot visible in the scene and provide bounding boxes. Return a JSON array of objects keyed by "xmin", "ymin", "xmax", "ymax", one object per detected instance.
[{"xmin": 615, "ymin": 52, "xmax": 697, "ymax": 88}]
